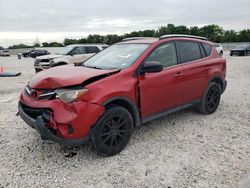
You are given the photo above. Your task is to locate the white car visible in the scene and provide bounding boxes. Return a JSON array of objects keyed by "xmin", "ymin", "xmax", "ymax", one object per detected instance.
[
  {"xmin": 34, "ymin": 44, "xmax": 108, "ymax": 72},
  {"xmin": 214, "ymin": 43, "xmax": 223, "ymax": 57},
  {"xmin": 0, "ymin": 50, "xmax": 10, "ymax": 56}
]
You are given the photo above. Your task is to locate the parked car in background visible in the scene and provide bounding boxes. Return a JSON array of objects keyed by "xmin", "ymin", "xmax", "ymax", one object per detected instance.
[
  {"xmin": 230, "ymin": 44, "xmax": 250, "ymax": 56},
  {"xmin": 18, "ymin": 35, "xmax": 227, "ymax": 156},
  {"xmin": 29, "ymin": 49, "xmax": 50, "ymax": 58},
  {"xmin": 34, "ymin": 44, "xmax": 108, "ymax": 73},
  {"xmin": 0, "ymin": 49, "xmax": 10, "ymax": 56},
  {"xmin": 214, "ymin": 43, "xmax": 223, "ymax": 57},
  {"xmin": 22, "ymin": 49, "xmax": 35, "ymax": 57}
]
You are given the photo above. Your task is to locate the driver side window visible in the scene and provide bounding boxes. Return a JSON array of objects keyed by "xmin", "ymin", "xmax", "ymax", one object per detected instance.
[{"xmin": 145, "ymin": 42, "xmax": 177, "ymax": 68}]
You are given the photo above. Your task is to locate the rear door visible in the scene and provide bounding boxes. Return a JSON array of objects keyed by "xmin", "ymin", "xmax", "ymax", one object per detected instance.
[
  {"xmin": 138, "ymin": 42, "xmax": 184, "ymax": 119},
  {"xmin": 70, "ymin": 46, "xmax": 87, "ymax": 63},
  {"xmin": 176, "ymin": 41, "xmax": 213, "ymax": 105},
  {"xmin": 84, "ymin": 46, "xmax": 101, "ymax": 60}
]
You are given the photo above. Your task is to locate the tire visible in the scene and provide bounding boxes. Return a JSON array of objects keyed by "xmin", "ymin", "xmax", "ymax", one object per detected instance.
[
  {"xmin": 195, "ymin": 82, "xmax": 222, "ymax": 114},
  {"xmin": 90, "ymin": 106, "xmax": 133, "ymax": 156}
]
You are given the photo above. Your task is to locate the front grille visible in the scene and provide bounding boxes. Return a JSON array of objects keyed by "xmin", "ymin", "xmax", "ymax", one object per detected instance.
[
  {"xmin": 41, "ymin": 59, "xmax": 50, "ymax": 63},
  {"xmin": 20, "ymin": 103, "xmax": 51, "ymax": 120},
  {"xmin": 25, "ymin": 85, "xmax": 56, "ymax": 100}
]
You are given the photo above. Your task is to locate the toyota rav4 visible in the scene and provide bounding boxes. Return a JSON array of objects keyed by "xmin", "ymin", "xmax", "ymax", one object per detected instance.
[{"xmin": 18, "ymin": 35, "xmax": 227, "ymax": 156}]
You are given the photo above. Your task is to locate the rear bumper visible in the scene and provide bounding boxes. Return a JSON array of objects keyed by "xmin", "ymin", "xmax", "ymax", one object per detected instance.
[{"xmin": 18, "ymin": 102, "xmax": 89, "ymax": 145}]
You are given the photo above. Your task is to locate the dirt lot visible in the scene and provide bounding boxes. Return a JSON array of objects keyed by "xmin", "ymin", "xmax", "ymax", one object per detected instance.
[{"xmin": 0, "ymin": 53, "xmax": 250, "ymax": 188}]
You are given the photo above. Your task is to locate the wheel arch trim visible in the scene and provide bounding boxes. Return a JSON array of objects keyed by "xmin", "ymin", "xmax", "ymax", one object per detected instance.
[
  {"xmin": 208, "ymin": 75, "xmax": 227, "ymax": 93},
  {"xmin": 102, "ymin": 96, "xmax": 141, "ymax": 127}
]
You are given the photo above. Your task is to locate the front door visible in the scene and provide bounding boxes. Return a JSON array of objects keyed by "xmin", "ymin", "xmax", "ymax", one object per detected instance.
[{"xmin": 138, "ymin": 42, "xmax": 184, "ymax": 120}]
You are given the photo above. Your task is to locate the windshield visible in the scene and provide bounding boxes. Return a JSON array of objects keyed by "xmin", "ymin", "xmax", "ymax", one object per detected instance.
[
  {"xmin": 59, "ymin": 46, "xmax": 75, "ymax": 55},
  {"xmin": 83, "ymin": 44, "xmax": 149, "ymax": 69}
]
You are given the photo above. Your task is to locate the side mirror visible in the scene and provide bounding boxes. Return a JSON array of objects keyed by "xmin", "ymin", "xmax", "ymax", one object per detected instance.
[{"xmin": 140, "ymin": 61, "xmax": 163, "ymax": 74}]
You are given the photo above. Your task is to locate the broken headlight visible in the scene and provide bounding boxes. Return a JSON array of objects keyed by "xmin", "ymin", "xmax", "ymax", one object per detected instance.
[{"xmin": 55, "ymin": 88, "xmax": 89, "ymax": 103}]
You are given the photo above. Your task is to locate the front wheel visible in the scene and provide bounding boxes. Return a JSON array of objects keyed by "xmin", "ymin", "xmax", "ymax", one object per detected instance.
[
  {"xmin": 90, "ymin": 106, "xmax": 133, "ymax": 156},
  {"xmin": 195, "ymin": 82, "xmax": 222, "ymax": 114},
  {"xmin": 35, "ymin": 68, "xmax": 42, "ymax": 73}
]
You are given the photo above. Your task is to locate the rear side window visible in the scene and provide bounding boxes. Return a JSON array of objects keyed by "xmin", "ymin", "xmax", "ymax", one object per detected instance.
[
  {"xmin": 86, "ymin": 46, "xmax": 100, "ymax": 54},
  {"xmin": 199, "ymin": 43, "xmax": 207, "ymax": 58},
  {"xmin": 178, "ymin": 41, "xmax": 201, "ymax": 63},
  {"xmin": 202, "ymin": 43, "xmax": 212, "ymax": 56},
  {"xmin": 144, "ymin": 42, "xmax": 177, "ymax": 68},
  {"xmin": 73, "ymin": 47, "xmax": 86, "ymax": 54}
]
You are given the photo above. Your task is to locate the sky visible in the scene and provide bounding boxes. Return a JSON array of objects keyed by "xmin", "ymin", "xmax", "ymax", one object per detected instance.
[{"xmin": 0, "ymin": 0, "xmax": 249, "ymax": 47}]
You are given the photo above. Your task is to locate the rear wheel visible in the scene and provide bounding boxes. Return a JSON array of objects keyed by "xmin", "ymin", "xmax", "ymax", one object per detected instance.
[
  {"xmin": 90, "ymin": 106, "xmax": 133, "ymax": 156},
  {"xmin": 219, "ymin": 51, "xmax": 223, "ymax": 57},
  {"xmin": 196, "ymin": 82, "xmax": 222, "ymax": 114}
]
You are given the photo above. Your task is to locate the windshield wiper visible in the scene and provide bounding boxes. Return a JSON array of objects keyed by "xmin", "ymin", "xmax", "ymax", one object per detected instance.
[{"xmin": 84, "ymin": 65, "xmax": 103, "ymax": 70}]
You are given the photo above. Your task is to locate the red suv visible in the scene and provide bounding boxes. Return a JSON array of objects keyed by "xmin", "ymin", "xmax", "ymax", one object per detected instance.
[{"xmin": 18, "ymin": 35, "xmax": 227, "ymax": 156}]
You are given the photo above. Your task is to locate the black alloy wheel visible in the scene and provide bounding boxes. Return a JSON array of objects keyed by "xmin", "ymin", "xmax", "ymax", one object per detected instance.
[
  {"xmin": 206, "ymin": 85, "xmax": 220, "ymax": 112},
  {"xmin": 101, "ymin": 116, "xmax": 130, "ymax": 147},
  {"xmin": 195, "ymin": 82, "xmax": 222, "ymax": 114},
  {"xmin": 90, "ymin": 106, "xmax": 133, "ymax": 156}
]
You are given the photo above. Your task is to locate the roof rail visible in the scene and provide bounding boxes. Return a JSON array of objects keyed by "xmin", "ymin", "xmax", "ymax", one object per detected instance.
[
  {"xmin": 160, "ymin": 34, "xmax": 208, "ymax": 41},
  {"xmin": 121, "ymin": 37, "xmax": 156, "ymax": 42}
]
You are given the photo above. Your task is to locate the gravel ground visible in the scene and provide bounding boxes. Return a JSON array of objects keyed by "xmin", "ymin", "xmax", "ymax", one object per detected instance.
[{"xmin": 0, "ymin": 53, "xmax": 250, "ymax": 188}]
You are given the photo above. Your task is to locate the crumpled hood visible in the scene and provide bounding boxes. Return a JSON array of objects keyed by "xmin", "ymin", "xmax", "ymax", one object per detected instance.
[
  {"xmin": 36, "ymin": 54, "xmax": 65, "ymax": 60},
  {"xmin": 29, "ymin": 65, "xmax": 119, "ymax": 89}
]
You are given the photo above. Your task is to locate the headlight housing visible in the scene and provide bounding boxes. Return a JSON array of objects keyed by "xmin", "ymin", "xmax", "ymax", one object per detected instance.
[{"xmin": 55, "ymin": 88, "xmax": 89, "ymax": 103}]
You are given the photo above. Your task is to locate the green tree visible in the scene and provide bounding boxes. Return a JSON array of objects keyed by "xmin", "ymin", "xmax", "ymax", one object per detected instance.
[
  {"xmin": 200, "ymin": 24, "xmax": 223, "ymax": 42},
  {"xmin": 174, "ymin": 25, "xmax": 189, "ymax": 34},
  {"xmin": 238, "ymin": 29, "xmax": 250, "ymax": 42},
  {"xmin": 8, "ymin": 44, "xmax": 31, "ymax": 49},
  {"xmin": 189, "ymin": 26, "xmax": 201, "ymax": 36},
  {"xmin": 42, "ymin": 42, "xmax": 49, "ymax": 47},
  {"xmin": 222, "ymin": 30, "xmax": 238, "ymax": 42},
  {"xmin": 63, "ymin": 38, "xmax": 78, "ymax": 46},
  {"xmin": 87, "ymin": 35, "xmax": 104, "ymax": 43},
  {"xmin": 33, "ymin": 43, "xmax": 40, "ymax": 47},
  {"xmin": 104, "ymin": 35, "xmax": 120, "ymax": 45}
]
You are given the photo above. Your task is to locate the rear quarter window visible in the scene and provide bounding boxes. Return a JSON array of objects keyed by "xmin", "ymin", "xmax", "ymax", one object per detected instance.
[
  {"xmin": 202, "ymin": 43, "xmax": 212, "ymax": 56},
  {"xmin": 178, "ymin": 41, "xmax": 201, "ymax": 63},
  {"xmin": 86, "ymin": 46, "xmax": 100, "ymax": 54}
]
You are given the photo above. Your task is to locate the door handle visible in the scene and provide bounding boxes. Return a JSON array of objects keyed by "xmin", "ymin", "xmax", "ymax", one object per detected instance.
[{"xmin": 173, "ymin": 72, "xmax": 183, "ymax": 78}]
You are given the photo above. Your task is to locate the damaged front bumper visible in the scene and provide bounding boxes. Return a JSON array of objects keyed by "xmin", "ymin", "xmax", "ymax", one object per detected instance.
[{"xmin": 18, "ymin": 102, "xmax": 89, "ymax": 145}]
